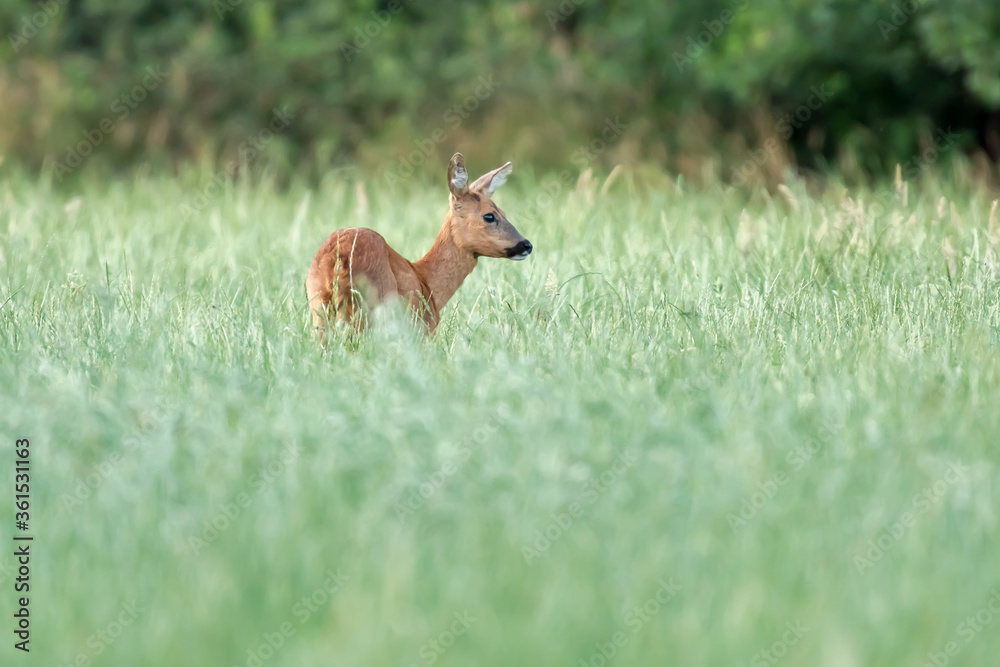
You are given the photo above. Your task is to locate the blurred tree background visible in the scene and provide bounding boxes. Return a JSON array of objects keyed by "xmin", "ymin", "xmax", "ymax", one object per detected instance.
[{"xmin": 1, "ymin": 0, "xmax": 998, "ymax": 184}]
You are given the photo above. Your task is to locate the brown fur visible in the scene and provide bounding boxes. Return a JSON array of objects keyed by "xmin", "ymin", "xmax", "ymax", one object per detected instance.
[{"xmin": 306, "ymin": 153, "xmax": 530, "ymax": 334}]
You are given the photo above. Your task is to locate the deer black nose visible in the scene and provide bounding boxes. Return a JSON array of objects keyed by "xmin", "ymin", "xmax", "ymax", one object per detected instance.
[{"xmin": 507, "ymin": 239, "xmax": 532, "ymax": 259}]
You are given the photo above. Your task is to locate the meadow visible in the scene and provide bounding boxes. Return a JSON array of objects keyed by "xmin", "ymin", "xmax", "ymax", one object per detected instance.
[{"xmin": 1, "ymin": 163, "xmax": 999, "ymax": 666}]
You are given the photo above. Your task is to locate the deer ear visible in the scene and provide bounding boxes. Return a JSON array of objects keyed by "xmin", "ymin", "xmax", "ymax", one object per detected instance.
[
  {"xmin": 448, "ymin": 153, "xmax": 469, "ymax": 198},
  {"xmin": 471, "ymin": 161, "xmax": 513, "ymax": 197}
]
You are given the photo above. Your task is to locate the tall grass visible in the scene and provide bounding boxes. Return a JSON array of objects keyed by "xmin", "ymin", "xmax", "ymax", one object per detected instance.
[{"xmin": 1, "ymin": 165, "xmax": 999, "ymax": 666}]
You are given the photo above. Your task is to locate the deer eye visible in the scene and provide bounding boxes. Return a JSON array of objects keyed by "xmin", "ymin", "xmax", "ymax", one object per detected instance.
[{"xmin": 483, "ymin": 213, "xmax": 496, "ymax": 223}]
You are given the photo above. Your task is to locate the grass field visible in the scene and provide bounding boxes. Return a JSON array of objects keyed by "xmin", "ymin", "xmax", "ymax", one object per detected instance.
[{"xmin": 2, "ymin": 164, "xmax": 1000, "ymax": 666}]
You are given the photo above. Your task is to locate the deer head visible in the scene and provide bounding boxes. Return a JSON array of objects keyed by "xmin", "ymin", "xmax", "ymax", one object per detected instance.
[{"xmin": 446, "ymin": 153, "xmax": 532, "ymax": 261}]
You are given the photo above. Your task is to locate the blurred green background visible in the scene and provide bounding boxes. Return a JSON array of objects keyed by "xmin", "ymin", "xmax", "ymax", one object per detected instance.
[{"xmin": 2, "ymin": 0, "xmax": 999, "ymax": 182}]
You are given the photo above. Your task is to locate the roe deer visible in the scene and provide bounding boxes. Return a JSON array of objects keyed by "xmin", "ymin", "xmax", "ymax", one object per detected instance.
[{"xmin": 306, "ymin": 153, "xmax": 532, "ymax": 334}]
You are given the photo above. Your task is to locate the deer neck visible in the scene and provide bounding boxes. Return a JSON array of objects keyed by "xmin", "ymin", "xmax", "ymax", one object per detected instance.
[{"xmin": 412, "ymin": 211, "xmax": 478, "ymax": 312}]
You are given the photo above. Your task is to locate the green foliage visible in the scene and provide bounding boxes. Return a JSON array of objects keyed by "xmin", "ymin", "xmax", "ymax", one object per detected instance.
[
  {"xmin": 695, "ymin": 0, "xmax": 999, "ymax": 170},
  {"xmin": 2, "ymin": 165, "xmax": 1000, "ymax": 664},
  {"xmin": 0, "ymin": 0, "xmax": 998, "ymax": 177},
  {"xmin": 919, "ymin": 0, "xmax": 1000, "ymax": 104}
]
